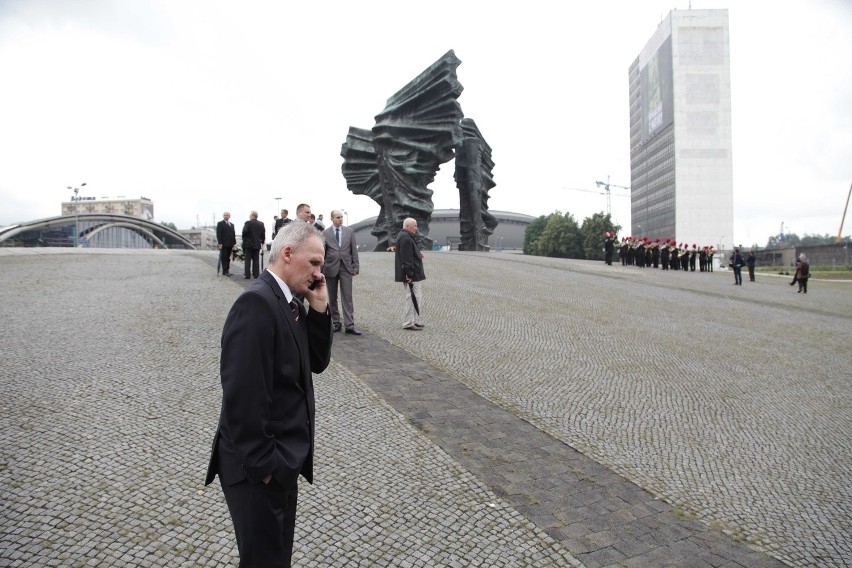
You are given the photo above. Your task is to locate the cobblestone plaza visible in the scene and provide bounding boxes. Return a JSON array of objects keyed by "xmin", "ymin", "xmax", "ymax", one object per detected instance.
[{"xmin": 1, "ymin": 249, "xmax": 849, "ymax": 567}]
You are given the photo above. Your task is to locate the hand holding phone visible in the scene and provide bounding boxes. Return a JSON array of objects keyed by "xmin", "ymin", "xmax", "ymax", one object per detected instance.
[{"xmin": 304, "ymin": 275, "xmax": 328, "ymax": 313}]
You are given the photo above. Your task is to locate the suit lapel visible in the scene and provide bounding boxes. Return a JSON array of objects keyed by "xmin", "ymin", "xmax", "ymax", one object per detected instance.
[{"xmin": 260, "ymin": 273, "xmax": 308, "ymax": 373}]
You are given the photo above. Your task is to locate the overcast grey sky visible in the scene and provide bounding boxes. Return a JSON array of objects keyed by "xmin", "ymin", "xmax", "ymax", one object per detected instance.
[{"xmin": 1, "ymin": 0, "xmax": 850, "ymax": 247}]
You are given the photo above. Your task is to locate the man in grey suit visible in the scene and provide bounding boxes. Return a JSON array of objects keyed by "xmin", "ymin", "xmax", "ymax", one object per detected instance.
[{"xmin": 322, "ymin": 209, "xmax": 361, "ymax": 335}]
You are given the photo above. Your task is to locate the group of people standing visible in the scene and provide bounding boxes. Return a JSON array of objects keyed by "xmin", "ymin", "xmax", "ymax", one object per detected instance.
[
  {"xmin": 727, "ymin": 246, "xmax": 752, "ymax": 285},
  {"xmin": 607, "ymin": 233, "xmax": 809, "ymax": 292},
  {"xmin": 608, "ymin": 234, "xmax": 719, "ymax": 273},
  {"xmin": 217, "ymin": 204, "xmax": 362, "ymax": 334}
]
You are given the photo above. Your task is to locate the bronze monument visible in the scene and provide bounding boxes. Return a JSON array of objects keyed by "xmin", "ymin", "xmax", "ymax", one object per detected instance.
[{"xmin": 341, "ymin": 50, "xmax": 496, "ymax": 251}]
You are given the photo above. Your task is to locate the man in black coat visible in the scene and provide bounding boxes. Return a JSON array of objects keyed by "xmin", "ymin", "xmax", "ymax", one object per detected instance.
[
  {"xmin": 603, "ymin": 232, "xmax": 615, "ymax": 265},
  {"xmin": 730, "ymin": 246, "xmax": 745, "ymax": 285},
  {"xmin": 241, "ymin": 211, "xmax": 266, "ymax": 279},
  {"xmin": 206, "ymin": 220, "xmax": 332, "ymax": 567},
  {"xmin": 216, "ymin": 211, "xmax": 236, "ymax": 276},
  {"xmin": 272, "ymin": 209, "xmax": 292, "ymax": 239},
  {"xmin": 394, "ymin": 217, "xmax": 426, "ymax": 331},
  {"xmin": 746, "ymin": 251, "xmax": 757, "ymax": 282}
]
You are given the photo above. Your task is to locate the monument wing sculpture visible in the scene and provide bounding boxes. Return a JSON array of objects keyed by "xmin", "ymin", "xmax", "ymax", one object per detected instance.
[
  {"xmin": 372, "ymin": 49, "xmax": 464, "ymax": 250},
  {"xmin": 341, "ymin": 49, "xmax": 498, "ymax": 252},
  {"xmin": 340, "ymin": 127, "xmax": 390, "ymax": 247},
  {"xmin": 455, "ymin": 118, "xmax": 498, "ymax": 251}
]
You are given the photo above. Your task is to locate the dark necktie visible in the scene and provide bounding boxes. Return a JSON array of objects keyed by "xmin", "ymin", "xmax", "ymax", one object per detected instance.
[
  {"xmin": 289, "ymin": 299, "xmax": 301, "ymax": 324},
  {"xmin": 335, "ymin": 227, "xmax": 341, "ymax": 246}
]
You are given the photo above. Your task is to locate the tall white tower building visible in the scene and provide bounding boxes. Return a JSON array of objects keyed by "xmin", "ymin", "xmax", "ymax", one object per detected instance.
[{"xmin": 628, "ymin": 9, "xmax": 733, "ymax": 249}]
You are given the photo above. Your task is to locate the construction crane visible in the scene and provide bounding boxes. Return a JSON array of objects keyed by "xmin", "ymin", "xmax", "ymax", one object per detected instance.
[
  {"xmin": 595, "ymin": 176, "xmax": 630, "ymax": 216},
  {"xmin": 562, "ymin": 184, "xmax": 629, "ymax": 216},
  {"xmin": 837, "ymin": 181, "xmax": 852, "ymax": 244}
]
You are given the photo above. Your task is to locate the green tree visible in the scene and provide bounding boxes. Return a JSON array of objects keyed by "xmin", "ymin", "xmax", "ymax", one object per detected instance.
[
  {"xmin": 533, "ymin": 212, "xmax": 584, "ymax": 258},
  {"xmin": 523, "ymin": 215, "xmax": 548, "ymax": 255},
  {"xmin": 161, "ymin": 221, "xmax": 178, "ymax": 231},
  {"xmin": 580, "ymin": 212, "xmax": 621, "ymax": 260},
  {"xmin": 799, "ymin": 233, "xmax": 835, "ymax": 246},
  {"xmin": 766, "ymin": 232, "xmax": 800, "ymax": 248}
]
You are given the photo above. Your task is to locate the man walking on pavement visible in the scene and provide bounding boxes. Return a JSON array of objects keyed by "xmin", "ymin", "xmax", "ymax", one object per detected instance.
[
  {"xmin": 394, "ymin": 217, "xmax": 425, "ymax": 331},
  {"xmin": 216, "ymin": 211, "xmax": 236, "ymax": 276},
  {"xmin": 323, "ymin": 209, "xmax": 361, "ymax": 335}
]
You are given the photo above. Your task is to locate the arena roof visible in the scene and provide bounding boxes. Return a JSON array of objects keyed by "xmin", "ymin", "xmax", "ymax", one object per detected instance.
[{"xmin": 350, "ymin": 209, "xmax": 536, "ymax": 251}]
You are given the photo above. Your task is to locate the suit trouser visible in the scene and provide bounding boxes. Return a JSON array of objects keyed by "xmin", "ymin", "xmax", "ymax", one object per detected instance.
[
  {"xmin": 245, "ymin": 248, "xmax": 261, "ymax": 278},
  {"xmin": 220, "ymin": 247, "xmax": 233, "ymax": 274},
  {"xmin": 402, "ymin": 281, "xmax": 423, "ymax": 327},
  {"xmin": 327, "ymin": 271, "xmax": 355, "ymax": 328},
  {"xmin": 222, "ymin": 478, "xmax": 298, "ymax": 568}
]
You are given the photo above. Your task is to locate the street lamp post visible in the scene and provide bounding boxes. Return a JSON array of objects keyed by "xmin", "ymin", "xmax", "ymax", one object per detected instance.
[
  {"xmin": 275, "ymin": 197, "xmax": 281, "ymax": 214},
  {"xmin": 67, "ymin": 182, "xmax": 87, "ymax": 247}
]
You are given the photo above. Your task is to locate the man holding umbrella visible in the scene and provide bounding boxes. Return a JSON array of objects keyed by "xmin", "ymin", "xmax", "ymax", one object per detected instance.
[{"xmin": 394, "ymin": 217, "xmax": 425, "ymax": 331}]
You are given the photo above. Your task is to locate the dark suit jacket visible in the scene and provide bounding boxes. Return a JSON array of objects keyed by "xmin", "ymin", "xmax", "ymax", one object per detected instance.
[
  {"xmin": 272, "ymin": 217, "xmax": 291, "ymax": 239},
  {"xmin": 241, "ymin": 219, "xmax": 266, "ymax": 250},
  {"xmin": 394, "ymin": 230, "xmax": 425, "ymax": 282},
  {"xmin": 216, "ymin": 220, "xmax": 236, "ymax": 247},
  {"xmin": 205, "ymin": 271, "xmax": 333, "ymax": 489},
  {"xmin": 322, "ymin": 225, "xmax": 359, "ymax": 278}
]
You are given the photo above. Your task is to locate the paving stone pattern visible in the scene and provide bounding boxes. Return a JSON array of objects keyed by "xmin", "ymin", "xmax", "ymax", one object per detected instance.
[
  {"xmin": 1, "ymin": 249, "xmax": 850, "ymax": 567},
  {"xmin": 0, "ymin": 250, "xmax": 580, "ymax": 567},
  {"xmin": 344, "ymin": 251, "xmax": 851, "ymax": 568}
]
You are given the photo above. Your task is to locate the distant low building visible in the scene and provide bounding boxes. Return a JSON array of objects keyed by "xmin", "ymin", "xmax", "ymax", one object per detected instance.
[
  {"xmin": 351, "ymin": 209, "xmax": 535, "ymax": 251},
  {"xmin": 756, "ymin": 243, "xmax": 852, "ymax": 268},
  {"xmin": 0, "ymin": 213, "xmax": 194, "ymax": 249},
  {"xmin": 61, "ymin": 195, "xmax": 154, "ymax": 220},
  {"xmin": 2, "ymin": 195, "xmax": 196, "ymax": 249},
  {"xmin": 179, "ymin": 228, "xmax": 218, "ymax": 251}
]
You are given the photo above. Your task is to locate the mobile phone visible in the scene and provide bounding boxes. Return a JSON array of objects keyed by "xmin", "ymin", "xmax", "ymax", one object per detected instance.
[{"xmin": 308, "ymin": 279, "xmax": 320, "ymax": 291}]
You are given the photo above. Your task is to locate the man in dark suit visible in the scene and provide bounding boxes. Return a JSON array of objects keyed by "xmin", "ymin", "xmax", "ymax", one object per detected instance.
[
  {"xmin": 603, "ymin": 231, "xmax": 615, "ymax": 266},
  {"xmin": 295, "ymin": 203, "xmax": 312, "ymax": 224},
  {"xmin": 322, "ymin": 209, "xmax": 361, "ymax": 335},
  {"xmin": 216, "ymin": 211, "xmax": 236, "ymax": 276},
  {"xmin": 241, "ymin": 211, "xmax": 266, "ymax": 279},
  {"xmin": 206, "ymin": 220, "xmax": 333, "ymax": 567},
  {"xmin": 272, "ymin": 209, "xmax": 291, "ymax": 240},
  {"xmin": 394, "ymin": 217, "xmax": 426, "ymax": 331}
]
